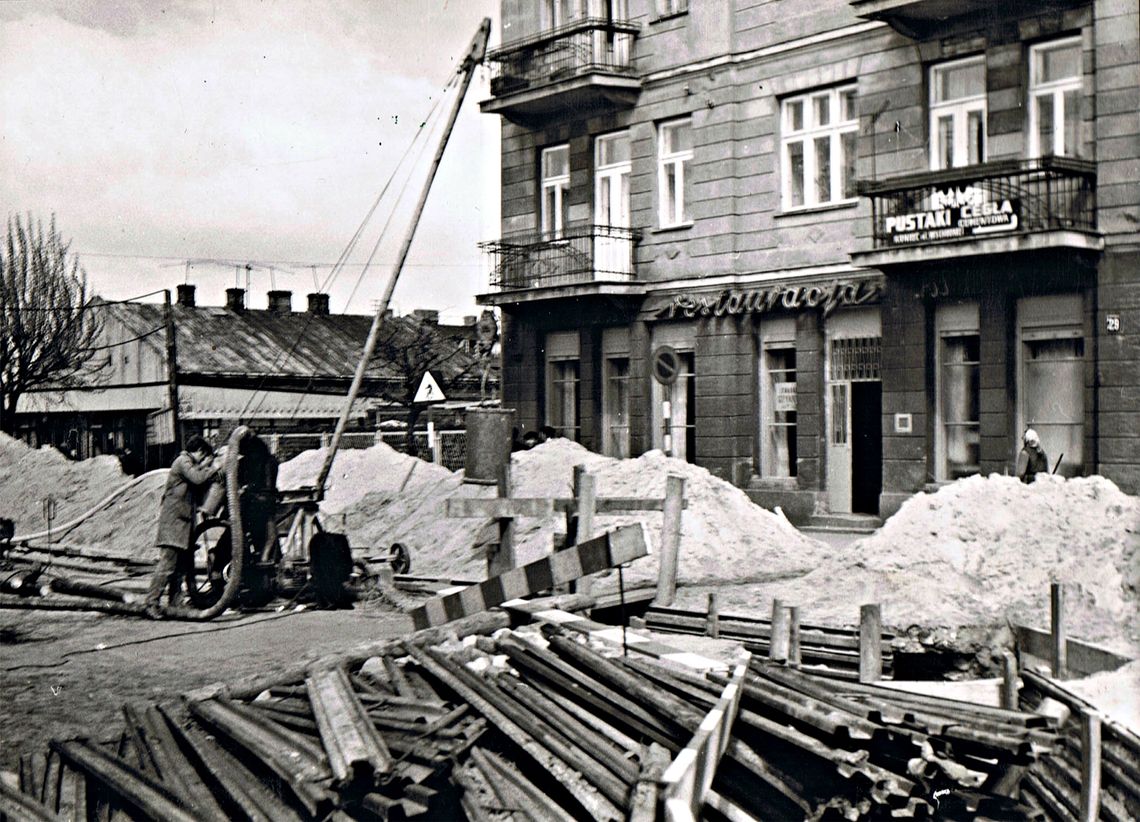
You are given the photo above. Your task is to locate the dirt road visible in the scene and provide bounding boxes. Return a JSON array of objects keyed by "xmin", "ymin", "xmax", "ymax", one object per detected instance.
[{"xmin": 0, "ymin": 603, "xmax": 411, "ymax": 770}]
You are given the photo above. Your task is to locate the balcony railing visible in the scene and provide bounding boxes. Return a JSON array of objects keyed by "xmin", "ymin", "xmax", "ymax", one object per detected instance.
[
  {"xmin": 481, "ymin": 225, "xmax": 640, "ymax": 291},
  {"xmin": 859, "ymin": 157, "xmax": 1097, "ymax": 249},
  {"xmin": 486, "ymin": 17, "xmax": 639, "ymax": 97}
]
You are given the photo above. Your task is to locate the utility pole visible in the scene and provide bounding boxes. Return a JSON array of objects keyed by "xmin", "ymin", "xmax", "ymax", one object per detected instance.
[{"xmin": 163, "ymin": 290, "xmax": 182, "ymax": 450}]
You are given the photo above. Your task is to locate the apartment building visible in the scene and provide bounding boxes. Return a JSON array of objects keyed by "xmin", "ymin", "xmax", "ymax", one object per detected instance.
[{"xmin": 477, "ymin": 0, "xmax": 1140, "ymax": 523}]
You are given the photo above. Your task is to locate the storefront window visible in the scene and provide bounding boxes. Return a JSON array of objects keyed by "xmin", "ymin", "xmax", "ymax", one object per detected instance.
[
  {"xmin": 548, "ymin": 359, "xmax": 580, "ymax": 441},
  {"xmin": 762, "ymin": 346, "xmax": 797, "ymax": 477},
  {"xmin": 940, "ymin": 334, "xmax": 980, "ymax": 479},
  {"xmin": 603, "ymin": 357, "xmax": 630, "ymax": 458}
]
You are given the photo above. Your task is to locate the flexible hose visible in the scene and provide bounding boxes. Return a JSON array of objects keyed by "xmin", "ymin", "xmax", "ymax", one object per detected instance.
[
  {"xmin": 13, "ymin": 469, "xmax": 169, "ymax": 545},
  {"xmin": 171, "ymin": 426, "xmax": 250, "ymax": 621}
]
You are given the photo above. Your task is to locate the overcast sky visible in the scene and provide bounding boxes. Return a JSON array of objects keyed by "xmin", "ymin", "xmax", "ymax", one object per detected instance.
[{"xmin": 1, "ymin": 0, "xmax": 501, "ymax": 321}]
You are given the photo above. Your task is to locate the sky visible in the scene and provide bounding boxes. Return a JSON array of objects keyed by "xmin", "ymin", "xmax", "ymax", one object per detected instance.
[{"xmin": 0, "ymin": 0, "xmax": 501, "ymax": 322}]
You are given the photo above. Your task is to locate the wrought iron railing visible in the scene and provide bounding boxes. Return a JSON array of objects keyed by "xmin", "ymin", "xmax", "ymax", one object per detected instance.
[
  {"xmin": 481, "ymin": 224, "xmax": 640, "ymax": 291},
  {"xmin": 858, "ymin": 157, "xmax": 1097, "ymax": 249},
  {"xmin": 486, "ymin": 17, "xmax": 639, "ymax": 96}
]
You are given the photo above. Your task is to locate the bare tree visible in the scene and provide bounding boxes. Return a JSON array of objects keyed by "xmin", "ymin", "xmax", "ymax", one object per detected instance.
[
  {"xmin": 0, "ymin": 214, "xmax": 103, "ymax": 435},
  {"xmin": 368, "ymin": 316, "xmax": 482, "ymax": 455}
]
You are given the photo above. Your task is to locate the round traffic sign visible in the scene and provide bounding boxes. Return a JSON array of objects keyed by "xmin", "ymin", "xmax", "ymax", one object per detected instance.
[{"xmin": 652, "ymin": 345, "xmax": 681, "ymax": 386}]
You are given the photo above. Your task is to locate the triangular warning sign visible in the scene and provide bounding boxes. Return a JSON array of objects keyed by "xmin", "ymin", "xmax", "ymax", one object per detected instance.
[{"xmin": 413, "ymin": 371, "xmax": 446, "ymax": 404}]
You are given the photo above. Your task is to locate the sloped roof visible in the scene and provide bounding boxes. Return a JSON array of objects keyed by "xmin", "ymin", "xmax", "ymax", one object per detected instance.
[{"xmin": 98, "ymin": 300, "xmax": 484, "ymax": 387}]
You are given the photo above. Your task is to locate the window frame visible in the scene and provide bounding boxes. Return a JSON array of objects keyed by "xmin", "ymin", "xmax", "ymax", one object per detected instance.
[
  {"xmin": 595, "ymin": 130, "xmax": 632, "ymax": 228},
  {"xmin": 547, "ymin": 357, "xmax": 581, "ymax": 441},
  {"xmin": 540, "ymin": 144, "xmax": 570, "ymax": 239},
  {"xmin": 934, "ymin": 303, "xmax": 981, "ymax": 482},
  {"xmin": 603, "ymin": 356, "xmax": 631, "ymax": 458},
  {"xmin": 928, "ymin": 55, "xmax": 987, "ymax": 170},
  {"xmin": 760, "ymin": 342, "xmax": 798, "ymax": 478},
  {"xmin": 657, "ymin": 118, "xmax": 693, "ymax": 228},
  {"xmin": 1028, "ymin": 37, "xmax": 1082, "ymax": 159},
  {"xmin": 780, "ymin": 85, "xmax": 858, "ymax": 212}
]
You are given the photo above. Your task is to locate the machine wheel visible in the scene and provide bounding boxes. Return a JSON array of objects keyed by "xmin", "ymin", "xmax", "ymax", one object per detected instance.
[
  {"xmin": 388, "ymin": 542, "xmax": 411, "ymax": 575},
  {"xmin": 186, "ymin": 518, "xmax": 233, "ymax": 609}
]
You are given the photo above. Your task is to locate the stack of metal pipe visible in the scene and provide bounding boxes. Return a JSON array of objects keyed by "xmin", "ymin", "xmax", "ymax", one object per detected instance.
[{"xmin": 3, "ymin": 620, "xmax": 1129, "ymax": 821}]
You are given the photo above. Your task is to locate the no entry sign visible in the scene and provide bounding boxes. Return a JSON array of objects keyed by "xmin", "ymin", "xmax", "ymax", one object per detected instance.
[{"xmin": 652, "ymin": 345, "xmax": 681, "ymax": 386}]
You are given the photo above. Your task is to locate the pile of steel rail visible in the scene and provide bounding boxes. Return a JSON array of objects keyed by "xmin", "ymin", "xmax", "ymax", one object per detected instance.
[
  {"xmin": 644, "ymin": 605, "xmax": 898, "ymax": 680},
  {"xmin": 6, "ymin": 605, "xmax": 1133, "ymax": 822}
]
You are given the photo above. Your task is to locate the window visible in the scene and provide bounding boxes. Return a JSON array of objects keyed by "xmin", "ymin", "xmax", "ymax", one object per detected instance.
[
  {"xmin": 603, "ymin": 357, "xmax": 630, "ymax": 458},
  {"xmin": 781, "ymin": 86, "xmax": 857, "ymax": 210},
  {"xmin": 543, "ymin": 0, "xmax": 580, "ymax": 29},
  {"xmin": 1017, "ymin": 295, "xmax": 1084, "ymax": 476},
  {"xmin": 930, "ymin": 57, "xmax": 986, "ymax": 170},
  {"xmin": 658, "ymin": 119, "xmax": 692, "ymax": 227},
  {"xmin": 936, "ymin": 303, "xmax": 980, "ymax": 481},
  {"xmin": 761, "ymin": 345, "xmax": 797, "ymax": 477},
  {"xmin": 541, "ymin": 145, "xmax": 570, "ymax": 238},
  {"xmin": 1030, "ymin": 38, "xmax": 1082, "ymax": 158},
  {"xmin": 595, "ymin": 131, "xmax": 631, "ymax": 228},
  {"xmin": 548, "ymin": 360, "xmax": 581, "ymax": 441},
  {"xmin": 656, "ymin": 0, "xmax": 688, "ymax": 17}
]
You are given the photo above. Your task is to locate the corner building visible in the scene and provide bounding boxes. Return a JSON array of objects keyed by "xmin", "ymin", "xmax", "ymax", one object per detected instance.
[{"xmin": 478, "ymin": 0, "xmax": 1140, "ymax": 523}]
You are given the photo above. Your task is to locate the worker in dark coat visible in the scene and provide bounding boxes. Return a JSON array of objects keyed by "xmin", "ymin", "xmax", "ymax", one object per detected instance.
[
  {"xmin": 1016, "ymin": 428, "xmax": 1049, "ymax": 483},
  {"xmin": 143, "ymin": 435, "xmax": 221, "ymax": 618}
]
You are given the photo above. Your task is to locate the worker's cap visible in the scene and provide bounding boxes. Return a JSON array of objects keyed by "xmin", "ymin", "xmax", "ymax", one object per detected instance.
[{"xmin": 1023, "ymin": 428, "xmax": 1040, "ymax": 445}]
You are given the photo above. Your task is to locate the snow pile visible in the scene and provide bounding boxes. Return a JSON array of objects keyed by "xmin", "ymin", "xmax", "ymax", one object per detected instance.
[
  {"xmin": 338, "ymin": 439, "xmax": 830, "ymax": 587},
  {"xmin": 277, "ymin": 442, "xmax": 454, "ymax": 514},
  {"xmin": 677, "ymin": 473, "xmax": 1139, "ymax": 652}
]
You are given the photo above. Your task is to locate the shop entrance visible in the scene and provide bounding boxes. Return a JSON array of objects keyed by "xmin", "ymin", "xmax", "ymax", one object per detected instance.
[{"xmin": 826, "ymin": 332, "xmax": 882, "ymax": 516}]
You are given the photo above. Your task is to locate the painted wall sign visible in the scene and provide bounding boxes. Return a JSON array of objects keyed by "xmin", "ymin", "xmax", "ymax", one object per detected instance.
[
  {"xmin": 884, "ymin": 185, "xmax": 1019, "ymax": 245},
  {"xmin": 656, "ymin": 278, "xmax": 881, "ymax": 321}
]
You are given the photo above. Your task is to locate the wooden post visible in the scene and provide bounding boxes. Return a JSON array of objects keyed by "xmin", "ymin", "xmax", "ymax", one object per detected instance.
[
  {"xmin": 653, "ymin": 475, "xmax": 685, "ymax": 607},
  {"xmin": 162, "ymin": 290, "xmax": 182, "ymax": 449},
  {"xmin": 1079, "ymin": 709, "xmax": 1102, "ymax": 821},
  {"xmin": 1000, "ymin": 650, "xmax": 1019, "ymax": 710},
  {"xmin": 769, "ymin": 600, "xmax": 789, "ymax": 663},
  {"xmin": 1051, "ymin": 582, "xmax": 1067, "ymax": 678},
  {"xmin": 489, "ymin": 464, "xmax": 515, "ymax": 577},
  {"xmin": 706, "ymin": 593, "xmax": 719, "ymax": 639},
  {"xmin": 859, "ymin": 604, "xmax": 882, "ymax": 683},
  {"xmin": 788, "ymin": 606, "xmax": 801, "ymax": 669},
  {"xmin": 574, "ymin": 470, "xmax": 597, "ymax": 596}
]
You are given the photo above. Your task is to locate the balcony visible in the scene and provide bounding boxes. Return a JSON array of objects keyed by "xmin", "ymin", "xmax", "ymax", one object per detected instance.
[
  {"xmin": 852, "ymin": 157, "xmax": 1102, "ymax": 268},
  {"xmin": 481, "ymin": 18, "xmax": 641, "ymax": 123},
  {"xmin": 850, "ymin": 0, "xmax": 1083, "ymax": 38},
  {"xmin": 478, "ymin": 224, "xmax": 642, "ymax": 305}
]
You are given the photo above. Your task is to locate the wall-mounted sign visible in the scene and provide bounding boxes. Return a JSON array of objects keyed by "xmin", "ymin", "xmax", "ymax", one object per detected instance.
[
  {"xmin": 1106, "ymin": 314, "xmax": 1121, "ymax": 333},
  {"xmin": 884, "ymin": 185, "xmax": 1019, "ymax": 246},
  {"xmin": 656, "ymin": 278, "xmax": 881, "ymax": 321},
  {"xmin": 774, "ymin": 382, "xmax": 797, "ymax": 412},
  {"xmin": 652, "ymin": 345, "xmax": 681, "ymax": 385},
  {"xmin": 894, "ymin": 413, "xmax": 913, "ymax": 434}
]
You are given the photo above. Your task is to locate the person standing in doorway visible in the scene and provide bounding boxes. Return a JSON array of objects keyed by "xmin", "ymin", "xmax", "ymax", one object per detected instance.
[
  {"xmin": 1016, "ymin": 428, "xmax": 1049, "ymax": 484},
  {"xmin": 143, "ymin": 435, "xmax": 221, "ymax": 618}
]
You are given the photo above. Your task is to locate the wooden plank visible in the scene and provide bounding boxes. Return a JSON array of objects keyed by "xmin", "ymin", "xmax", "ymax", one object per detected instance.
[
  {"xmin": 1080, "ymin": 709, "xmax": 1102, "ymax": 822},
  {"xmin": 660, "ymin": 654, "xmax": 750, "ymax": 821},
  {"xmin": 445, "ymin": 497, "xmax": 554, "ymax": 518},
  {"xmin": 652, "ymin": 475, "xmax": 685, "ymax": 607},
  {"xmin": 859, "ymin": 604, "xmax": 882, "ymax": 683},
  {"xmin": 1013, "ymin": 624, "xmax": 1132, "ymax": 678},
  {"xmin": 1051, "ymin": 583, "xmax": 1067, "ymax": 678},
  {"xmin": 409, "ymin": 524, "xmax": 648, "ymax": 630}
]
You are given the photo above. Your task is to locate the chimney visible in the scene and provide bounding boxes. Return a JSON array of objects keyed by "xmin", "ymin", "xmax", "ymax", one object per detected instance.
[
  {"xmin": 412, "ymin": 308, "xmax": 440, "ymax": 325},
  {"xmin": 225, "ymin": 287, "xmax": 245, "ymax": 312},
  {"xmin": 267, "ymin": 290, "xmax": 292, "ymax": 314},
  {"xmin": 176, "ymin": 284, "xmax": 196, "ymax": 307},
  {"xmin": 307, "ymin": 292, "xmax": 330, "ymax": 315}
]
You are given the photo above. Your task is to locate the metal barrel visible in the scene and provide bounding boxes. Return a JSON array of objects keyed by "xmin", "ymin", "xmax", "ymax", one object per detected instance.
[{"xmin": 464, "ymin": 407, "xmax": 515, "ymax": 484}]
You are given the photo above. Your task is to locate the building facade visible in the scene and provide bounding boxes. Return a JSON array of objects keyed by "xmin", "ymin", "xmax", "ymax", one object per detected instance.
[{"xmin": 478, "ymin": 0, "xmax": 1139, "ymax": 522}]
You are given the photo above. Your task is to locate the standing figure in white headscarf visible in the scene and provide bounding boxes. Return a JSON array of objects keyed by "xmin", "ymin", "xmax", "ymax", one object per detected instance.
[{"xmin": 1016, "ymin": 428, "xmax": 1049, "ymax": 483}]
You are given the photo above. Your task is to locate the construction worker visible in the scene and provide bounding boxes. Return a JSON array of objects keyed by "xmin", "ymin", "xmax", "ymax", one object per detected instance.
[
  {"xmin": 1016, "ymin": 428, "xmax": 1049, "ymax": 484},
  {"xmin": 143, "ymin": 435, "xmax": 221, "ymax": 618}
]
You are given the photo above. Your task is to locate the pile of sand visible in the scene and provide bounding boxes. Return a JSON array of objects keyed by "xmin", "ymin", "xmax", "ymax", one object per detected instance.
[
  {"xmin": 677, "ymin": 473, "xmax": 1140, "ymax": 653},
  {"xmin": 337, "ymin": 439, "xmax": 830, "ymax": 588}
]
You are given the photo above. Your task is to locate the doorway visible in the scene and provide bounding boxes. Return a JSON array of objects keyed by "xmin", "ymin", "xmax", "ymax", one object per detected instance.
[{"xmin": 850, "ymin": 382, "xmax": 882, "ymax": 515}]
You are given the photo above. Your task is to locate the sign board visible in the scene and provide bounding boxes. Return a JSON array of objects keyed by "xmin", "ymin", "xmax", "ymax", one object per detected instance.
[
  {"xmin": 652, "ymin": 346, "xmax": 681, "ymax": 386},
  {"xmin": 1106, "ymin": 314, "xmax": 1121, "ymax": 333},
  {"xmin": 883, "ymin": 185, "xmax": 1019, "ymax": 246},
  {"xmin": 413, "ymin": 371, "xmax": 446, "ymax": 404},
  {"xmin": 774, "ymin": 382, "xmax": 797, "ymax": 413},
  {"xmin": 147, "ymin": 408, "xmax": 176, "ymax": 445}
]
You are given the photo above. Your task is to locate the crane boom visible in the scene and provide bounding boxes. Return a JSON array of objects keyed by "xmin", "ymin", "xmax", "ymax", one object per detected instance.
[{"xmin": 314, "ymin": 19, "xmax": 491, "ymax": 501}]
